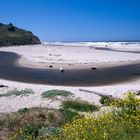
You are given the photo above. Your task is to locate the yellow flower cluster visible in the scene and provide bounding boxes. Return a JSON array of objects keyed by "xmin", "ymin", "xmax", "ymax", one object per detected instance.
[
  {"xmin": 58, "ymin": 92, "xmax": 140, "ymax": 140},
  {"xmin": 10, "ymin": 92, "xmax": 140, "ymax": 140}
]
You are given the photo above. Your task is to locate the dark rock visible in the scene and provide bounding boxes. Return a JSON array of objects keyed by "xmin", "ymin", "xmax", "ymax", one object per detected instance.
[
  {"xmin": 91, "ymin": 67, "xmax": 97, "ymax": 70},
  {"xmin": 60, "ymin": 68, "xmax": 64, "ymax": 72},
  {"xmin": 0, "ymin": 85, "xmax": 8, "ymax": 88},
  {"xmin": 134, "ymin": 90, "xmax": 140, "ymax": 95}
]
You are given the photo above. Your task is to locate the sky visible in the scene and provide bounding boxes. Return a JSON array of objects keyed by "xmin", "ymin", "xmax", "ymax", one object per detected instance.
[{"xmin": 0, "ymin": 0, "xmax": 140, "ymax": 41}]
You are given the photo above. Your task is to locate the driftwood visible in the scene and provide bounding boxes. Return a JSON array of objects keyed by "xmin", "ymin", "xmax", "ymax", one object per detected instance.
[
  {"xmin": 0, "ymin": 85, "xmax": 8, "ymax": 88},
  {"xmin": 79, "ymin": 89, "xmax": 112, "ymax": 98},
  {"xmin": 133, "ymin": 90, "xmax": 140, "ymax": 95}
]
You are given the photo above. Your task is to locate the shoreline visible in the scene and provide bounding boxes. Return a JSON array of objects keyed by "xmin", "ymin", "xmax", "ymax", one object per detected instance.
[
  {"xmin": 0, "ymin": 51, "xmax": 140, "ymax": 86},
  {"xmin": 17, "ymin": 55, "xmax": 140, "ymax": 70},
  {"xmin": 0, "ymin": 43, "xmax": 140, "ymax": 112},
  {"xmin": 0, "ymin": 43, "xmax": 140, "ymax": 70},
  {"xmin": 0, "ymin": 78, "xmax": 140, "ymax": 113}
]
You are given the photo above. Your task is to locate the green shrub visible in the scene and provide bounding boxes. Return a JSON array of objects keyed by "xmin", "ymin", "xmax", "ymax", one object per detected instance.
[
  {"xmin": 41, "ymin": 90, "xmax": 73, "ymax": 98},
  {"xmin": 22, "ymin": 124, "xmax": 42, "ymax": 138},
  {"xmin": 1, "ymin": 108, "xmax": 65, "ymax": 139},
  {"xmin": 10, "ymin": 126, "xmax": 61, "ymax": 140},
  {"xmin": 56, "ymin": 92, "xmax": 140, "ymax": 140},
  {"xmin": 18, "ymin": 108, "xmax": 29, "ymax": 114},
  {"xmin": 0, "ymin": 89, "xmax": 34, "ymax": 97},
  {"xmin": 100, "ymin": 95, "xmax": 117, "ymax": 106},
  {"xmin": 62, "ymin": 100, "xmax": 99, "ymax": 112},
  {"xmin": 59, "ymin": 109, "xmax": 79, "ymax": 123}
]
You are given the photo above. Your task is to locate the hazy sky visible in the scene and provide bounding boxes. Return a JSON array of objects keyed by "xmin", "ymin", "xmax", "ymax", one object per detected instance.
[{"xmin": 0, "ymin": 0, "xmax": 140, "ymax": 41}]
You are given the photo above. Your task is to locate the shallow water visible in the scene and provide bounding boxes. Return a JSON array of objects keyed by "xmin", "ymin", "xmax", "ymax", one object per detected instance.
[{"xmin": 0, "ymin": 51, "xmax": 140, "ymax": 86}]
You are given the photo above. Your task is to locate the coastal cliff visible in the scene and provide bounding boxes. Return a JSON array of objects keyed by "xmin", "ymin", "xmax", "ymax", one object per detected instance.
[{"xmin": 0, "ymin": 23, "xmax": 41, "ymax": 46}]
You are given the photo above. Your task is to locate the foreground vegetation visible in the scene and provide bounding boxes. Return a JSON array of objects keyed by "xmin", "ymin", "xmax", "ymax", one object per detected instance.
[
  {"xmin": 0, "ymin": 91, "xmax": 140, "ymax": 140},
  {"xmin": 59, "ymin": 92, "xmax": 140, "ymax": 140},
  {"xmin": 0, "ymin": 107, "xmax": 78, "ymax": 140}
]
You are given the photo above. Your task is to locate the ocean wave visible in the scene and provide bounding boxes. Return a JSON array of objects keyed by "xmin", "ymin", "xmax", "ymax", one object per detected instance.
[{"xmin": 43, "ymin": 41, "xmax": 140, "ymax": 47}]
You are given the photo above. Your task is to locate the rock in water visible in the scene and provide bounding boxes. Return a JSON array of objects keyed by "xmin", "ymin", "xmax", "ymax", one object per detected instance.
[{"xmin": 0, "ymin": 23, "xmax": 41, "ymax": 46}]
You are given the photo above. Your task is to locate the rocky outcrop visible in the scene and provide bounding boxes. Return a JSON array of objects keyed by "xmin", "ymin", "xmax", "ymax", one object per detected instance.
[{"xmin": 0, "ymin": 23, "xmax": 41, "ymax": 46}]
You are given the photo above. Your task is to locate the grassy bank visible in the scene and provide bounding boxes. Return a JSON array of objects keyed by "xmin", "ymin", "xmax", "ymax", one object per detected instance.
[{"xmin": 0, "ymin": 91, "xmax": 140, "ymax": 139}]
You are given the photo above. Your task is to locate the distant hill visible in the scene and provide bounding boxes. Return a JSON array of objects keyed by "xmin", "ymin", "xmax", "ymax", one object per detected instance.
[{"xmin": 0, "ymin": 23, "xmax": 41, "ymax": 46}]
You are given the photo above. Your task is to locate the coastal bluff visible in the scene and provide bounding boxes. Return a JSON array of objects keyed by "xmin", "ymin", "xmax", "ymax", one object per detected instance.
[{"xmin": 0, "ymin": 23, "xmax": 41, "ymax": 46}]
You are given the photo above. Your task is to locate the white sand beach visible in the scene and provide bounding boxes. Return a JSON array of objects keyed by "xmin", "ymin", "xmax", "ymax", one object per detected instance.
[
  {"xmin": 0, "ymin": 42, "xmax": 140, "ymax": 69},
  {"xmin": 0, "ymin": 42, "xmax": 140, "ymax": 112}
]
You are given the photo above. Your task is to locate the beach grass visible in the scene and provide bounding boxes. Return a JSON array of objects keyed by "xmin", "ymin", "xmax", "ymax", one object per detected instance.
[
  {"xmin": 0, "ymin": 89, "xmax": 34, "ymax": 97},
  {"xmin": 41, "ymin": 90, "xmax": 73, "ymax": 98},
  {"xmin": 62, "ymin": 100, "xmax": 99, "ymax": 112}
]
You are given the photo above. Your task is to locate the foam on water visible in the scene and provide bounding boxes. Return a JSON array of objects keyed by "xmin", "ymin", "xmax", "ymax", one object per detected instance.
[{"xmin": 43, "ymin": 41, "xmax": 140, "ymax": 48}]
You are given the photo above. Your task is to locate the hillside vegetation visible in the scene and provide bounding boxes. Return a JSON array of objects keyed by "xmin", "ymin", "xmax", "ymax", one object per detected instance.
[{"xmin": 0, "ymin": 23, "xmax": 41, "ymax": 46}]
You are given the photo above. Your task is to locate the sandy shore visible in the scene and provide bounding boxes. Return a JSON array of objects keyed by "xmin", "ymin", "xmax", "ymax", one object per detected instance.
[
  {"xmin": 17, "ymin": 56, "xmax": 140, "ymax": 70},
  {"xmin": 0, "ymin": 78, "xmax": 140, "ymax": 113},
  {"xmin": 0, "ymin": 42, "xmax": 140, "ymax": 69},
  {"xmin": 0, "ymin": 42, "xmax": 140, "ymax": 112}
]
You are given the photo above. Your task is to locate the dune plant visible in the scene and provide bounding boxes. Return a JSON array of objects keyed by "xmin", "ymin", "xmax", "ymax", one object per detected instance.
[
  {"xmin": 0, "ymin": 89, "xmax": 34, "ymax": 97},
  {"xmin": 10, "ymin": 92, "xmax": 140, "ymax": 140},
  {"xmin": 56, "ymin": 92, "xmax": 140, "ymax": 140},
  {"xmin": 62, "ymin": 100, "xmax": 99, "ymax": 112},
  {"xmin": 41, "ymin": 90, "xmax": 73, "ymax": 99}
]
